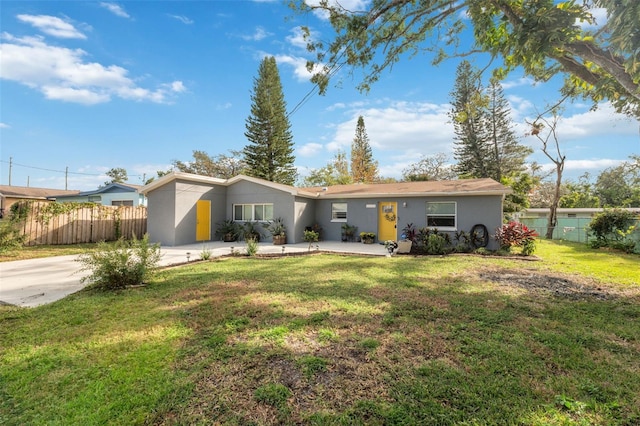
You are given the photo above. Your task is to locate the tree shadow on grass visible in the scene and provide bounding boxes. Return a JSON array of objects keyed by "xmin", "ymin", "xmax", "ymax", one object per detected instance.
[{"xmin": 154, "ymin": 255, "xmax": 640, "ymax": 425}]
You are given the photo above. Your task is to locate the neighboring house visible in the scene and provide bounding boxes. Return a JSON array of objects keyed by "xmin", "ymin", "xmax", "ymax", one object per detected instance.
[
  {"xmin": 140, "ymin": 172, "xmax": 510, "ymax": 249},
  {"xmin": 0, "ymin": 185, "xmax": 80, "ymax": 218},
  {"xmin": 53, "ymin": 183, "xmax": 147, "ymax": 207},
  {"xmin": 516, "ymin": 208, "xmax": 640, "ymax": 243}
]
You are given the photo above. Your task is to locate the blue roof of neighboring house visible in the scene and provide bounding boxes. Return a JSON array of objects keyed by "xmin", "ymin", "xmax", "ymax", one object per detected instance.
[{"xmin": 54, "ymin": 183, "xmax": 142, "ymax": 199}]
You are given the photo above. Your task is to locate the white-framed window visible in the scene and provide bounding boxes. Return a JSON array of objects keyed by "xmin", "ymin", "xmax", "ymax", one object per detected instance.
[
  {"xmin": 88, "ymin": 195, "xmax": 101, "ymax": 202},
  {"xmin": 426, "ymin": 201, "xmax": 456, "ymax": 230},
  {"xmin": 233, "ymin": 203, "xmax": 274, "ymax": 221},
  {"xmin": 331, "ymin": 202, "xmax": 348, "ymax": 222},
  {"xmin": 112, "ymin": 200, "xmax": 133, "ymax": 206}
]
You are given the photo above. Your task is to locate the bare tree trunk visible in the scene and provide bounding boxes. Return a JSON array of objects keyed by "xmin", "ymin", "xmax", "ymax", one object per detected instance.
[
  {"xmin": 527, "ymin": 113, "xmax": 566, "ymax": 240},
  {"xmin": 546, "ymin": 162, "xmax": 564, "ymax": 239}
]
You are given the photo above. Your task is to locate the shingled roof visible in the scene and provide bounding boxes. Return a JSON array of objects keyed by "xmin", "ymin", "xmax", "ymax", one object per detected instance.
[
  {"xmin": 0, "ymin": 185, "xmax": 81, "ymax": 200},
  {"xmin": 300, "ymin": 178, "xmax": 510, "ymax": 198},
  {"xmin": 140, "ymin": 173, "xmax": 509, "ymax": 199}
]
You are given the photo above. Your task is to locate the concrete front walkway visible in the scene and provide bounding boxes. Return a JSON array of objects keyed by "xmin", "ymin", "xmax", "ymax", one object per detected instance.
[{"xmin": 0, "ymin": 241, "xmax": 389, "ymax": 308}]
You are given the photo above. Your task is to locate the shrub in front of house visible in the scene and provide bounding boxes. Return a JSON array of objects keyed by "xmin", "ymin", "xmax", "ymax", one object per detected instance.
[
  {"xmin": 76, "ymin": 234, "xmax": 161, "ymax": 290},
  {"xmin": 494, "ymin": 222, "xmax": 538, "ymax": 255},
  {"xmin": 304, "ymin": 230, "xmax": 319, "ymax": 252}
]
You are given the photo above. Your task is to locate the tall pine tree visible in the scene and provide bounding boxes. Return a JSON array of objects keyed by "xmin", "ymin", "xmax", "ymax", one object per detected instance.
[
  {"xmin": 243, "ymin": 56, "xmax": 297, "ymax": 185},
  {"xmin": 450, "ymin": 61, "xmax": 490, "ymax": 179},
  {"xmin": 485, "ymin": 80, "xmax": 532, "ymax": 182},
  {"xmin": 350, "ymin": 116, "xmax": 379, "ymax": 183},
  {"xmin": 451, "ymin": 61, "xmax": 531, "ymax": 182}
]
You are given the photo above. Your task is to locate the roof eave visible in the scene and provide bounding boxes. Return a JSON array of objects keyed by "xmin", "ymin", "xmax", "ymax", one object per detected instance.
[
  {"xmin": 139, "ymin": 171, "xmax": 227, "ymax": 194},
  {"xmin": 315, "ymin": 190, "xmax": 511, "ymax": 199}
]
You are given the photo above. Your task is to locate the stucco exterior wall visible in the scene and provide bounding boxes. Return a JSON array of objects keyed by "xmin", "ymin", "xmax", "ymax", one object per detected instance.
[
  {"xmin": 174, "ymin": 180, "xmax": 226, "ymax": 246},
  {"xmin": 313, "ymin": 194, "xmax": 504, "ymax": 249},
  {"xmin": 226, "ymin": 180, "xmax": 296, "ymax": 242},
  {"xmin": 147, "ymin": 179, "xmax": 226, "ymax": 246},
  {"xmin": 314, "ymin": 198, "xmax": 380, "ymax": 242},
  {"xmin": 146, "ymin": 180, "xmax": 178, "ymax": 246},
  {"xmin": 294, "ymin": 197, "xmax": 317, "ymax": 243},
  {"xmin": 455, "ymin": 195, "xmax": 504, "ymax": 249}
]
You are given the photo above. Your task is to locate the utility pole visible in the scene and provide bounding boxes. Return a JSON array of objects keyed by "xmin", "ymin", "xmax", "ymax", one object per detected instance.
[
  {"xmin": 65, "ymin": 166, "xmax": 68, "ymax": 190},
  {"xmin": 8, "ymin": 157, "xmax": 12, "ymax": 186}
]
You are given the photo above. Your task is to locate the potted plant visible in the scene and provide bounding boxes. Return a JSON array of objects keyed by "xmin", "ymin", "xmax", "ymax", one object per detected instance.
[
  {"xmin": 242, "ymin": 222, "xmax": 261, "ymax": 242},
  {"xmin": 384, "ymin": 240, "xmax": 398, "ymax": 255},
  {"xmin": 264, "ymin": 217, "xmax": 287, "ymax": 245},
  {"xmin": 360, "ymin": 231, "xmax": 376, "ymax": 244},
  {"xmin": 341, "ymin": 223, "xmax": 357, "ymax": 242},
  {"xmin": 215, "ymin": 219, "xmax": 239, "ymax": 242},
  {"xmin": 396, "ymin": 239, "xmax": 412, "ymax": 253}
]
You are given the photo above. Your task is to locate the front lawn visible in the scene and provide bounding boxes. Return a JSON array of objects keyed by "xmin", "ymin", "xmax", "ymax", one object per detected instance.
[{"xmin": 1, "ymin": 241, "xmax": 638, "ymax": 425}]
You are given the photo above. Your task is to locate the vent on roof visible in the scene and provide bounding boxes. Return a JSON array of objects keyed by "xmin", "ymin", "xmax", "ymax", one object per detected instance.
[{"xmin": 322, "ymin": 187, "xmax": 328, "ymax": 191}]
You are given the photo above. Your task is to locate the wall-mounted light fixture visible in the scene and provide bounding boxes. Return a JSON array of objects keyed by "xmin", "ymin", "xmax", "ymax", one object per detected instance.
[{"xmin": 402, "ymin": 202, "xmax": 407, "ymax": 208}]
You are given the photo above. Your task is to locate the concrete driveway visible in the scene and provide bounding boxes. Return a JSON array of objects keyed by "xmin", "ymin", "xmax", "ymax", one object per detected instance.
[{"xmin": 0, "ymin": 242, "xmax": 388, "ymax": 308}]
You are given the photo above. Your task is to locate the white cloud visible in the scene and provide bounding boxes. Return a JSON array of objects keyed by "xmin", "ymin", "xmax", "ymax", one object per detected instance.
[
  {"xmin": 325, "ymin": 100, "xmax": 454, "ymax": 156},
  {"xmin": 297, "ymin": 142, "xmax": 323, "ymax": 157},
  {"xmin": 241, "ymin": 26, "xmax": 272, "ymax": 41},
  {"xmin": 168, "ymin": 14, "xmax": 194, "ymax": 25},
  {"xmin": 286, "ymin": 26, "xmax": 314, "ymax": 50},
  {"xmin": 99, "ymin": 2, "xmax": 131, "ymax": 19},
  {"xmin": 216, "ymin": 102, "xmax": 232, "ymax": 110},
  {"xmin": 41, "ymin": 86, "xmax": 110, "ymax": 104},
  {"xmin": 304, "ymin": 0, "xmax": 370, "ymax": 20},
  {"xmin": 0, "ymin": 123, "xmax": 10, "ymax": 129},
  {"xmin": 501, "ymin": 77, "xmax": 535, "ymax": 90},
  {"xmin": 326, "ymin": 102, "xmax": 346, "ymax": 111},
  {"xmin": 166, "ymin": 81, "xmax": 187, "ymax": 93},
  {"xmin": 0, "ymin": 33, "xmax": 184, "ymax": 105},
  {"xmin": 272, "ymin": 54, "xmax": 317, "ymax": 81},
  {"xmin": 17, "ymin": 14, "xmax": 86, "ymax": 39},
  {"xmin": 537, "ymin": 158, "xmax": 623, "ymax": 177},
  {"xmin": 524, "ymin": 103, "xmax": 639, "ymax": 141},
  {"xmin": 578, "ymin": 7, "xmax": 607, "ymax": 29},
  {"xmin": 564, "ymin": 158, "xmax": 622, "ymax": 170},
  {"xmin": 506, "ymin": 94, "xmax": 534, "ymax": 119}
]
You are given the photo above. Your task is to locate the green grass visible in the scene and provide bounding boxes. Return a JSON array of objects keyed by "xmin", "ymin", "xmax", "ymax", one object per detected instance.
[{"xmin": 1, "ymin": 241, "xmax": 638, "ymax": 425}]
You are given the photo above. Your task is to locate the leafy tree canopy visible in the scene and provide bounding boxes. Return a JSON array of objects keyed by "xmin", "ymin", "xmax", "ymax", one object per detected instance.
[
  {"xmin": 301, "ymin": 151, "xmax": 353, "ymax": 187},
  {"xmin": 559, "ymin": 173, "xmax": 601, "ymax": 208},
  {"xmin": 594, "ymin": 155, "xmax": 640, "ymax": 207},
  {"xmin": 294, "ymin": 0, "xmax": 640, "ymax": 117},
  {"xmin": 172, "ymin": 150, "xmax": 246, "ymax": 179},
  {"xmin": 402, "ymin": 153, "xmax": 457, "ymax": 181},
  {"xmin": 104, "ymin": 167, "xmax": 128, "ymax": 186}
]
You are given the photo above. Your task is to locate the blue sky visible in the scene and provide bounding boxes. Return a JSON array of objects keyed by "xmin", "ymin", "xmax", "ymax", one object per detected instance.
[{"xmin": 1, "ymin": 0, "xmax": 638, "ymax": 191}]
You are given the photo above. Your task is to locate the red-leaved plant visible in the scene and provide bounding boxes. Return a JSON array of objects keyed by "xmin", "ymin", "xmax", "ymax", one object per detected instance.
[{"xmin": 494, "ymin": 222, "xmax": 538, "ymax": 255}]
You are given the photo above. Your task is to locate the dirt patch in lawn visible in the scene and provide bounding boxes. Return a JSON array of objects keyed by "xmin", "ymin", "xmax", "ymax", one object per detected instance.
[{"xmin": 478, "ymin": 268, "xmax": 635, "ymax": 300}]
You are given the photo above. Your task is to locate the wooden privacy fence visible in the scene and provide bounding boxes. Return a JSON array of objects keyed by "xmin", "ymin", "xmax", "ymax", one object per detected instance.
[{"xmin": 16, "ymin": 201, "xmax": 147, "ymax": 245}]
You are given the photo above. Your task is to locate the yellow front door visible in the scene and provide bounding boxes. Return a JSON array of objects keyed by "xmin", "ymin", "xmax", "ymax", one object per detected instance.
[
  {"xmin": 378, "ymin": 202, "xmax": 397, "ymax": 241},
  {"xmin": 196, "ymin": 200, "xmax": 211, "ymax": 241}
]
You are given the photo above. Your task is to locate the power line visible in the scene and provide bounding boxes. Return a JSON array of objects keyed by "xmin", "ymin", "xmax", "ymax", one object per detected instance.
[{"xmin": 0, "ymin": 159, "xmax": 142, "ymax": 177}]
